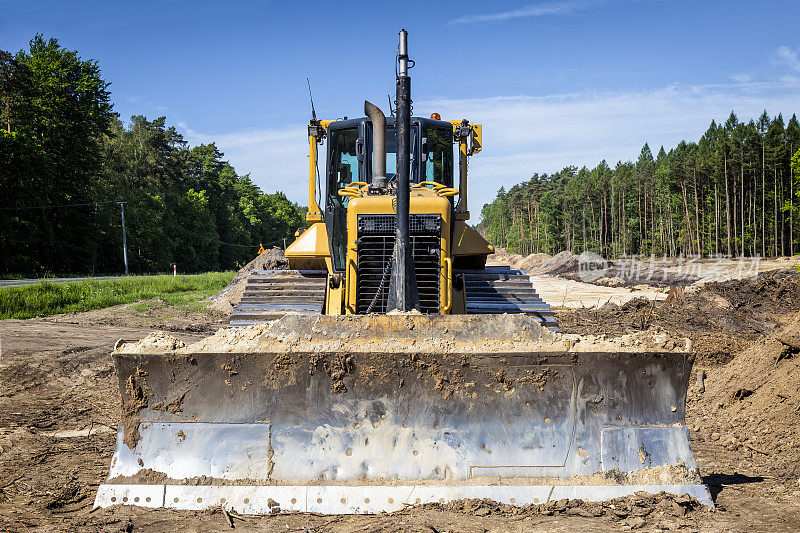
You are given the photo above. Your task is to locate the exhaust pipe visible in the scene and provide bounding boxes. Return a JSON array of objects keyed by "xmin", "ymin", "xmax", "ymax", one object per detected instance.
[
  {"xmin": 387, "ymin": 28, "xmax": 420, "ymax": 312},
  {"xmin": 364, "ymin": 101, "xmax": 387, "ymax": 188}
]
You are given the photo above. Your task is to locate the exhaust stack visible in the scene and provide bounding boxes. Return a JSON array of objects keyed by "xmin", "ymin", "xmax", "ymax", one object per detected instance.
[
  {"xmin": 364, "ymin": 101, "xmax": 387, "ymax": 189},
  {"xmin": 387, "ymin": 28, "xmax": 420, "ymax": 312}
]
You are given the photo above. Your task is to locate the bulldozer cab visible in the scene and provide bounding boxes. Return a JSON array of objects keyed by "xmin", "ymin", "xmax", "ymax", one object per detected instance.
[{"xmin": 325, "ymin": 117, "xmax": 455, "ymax": 272}]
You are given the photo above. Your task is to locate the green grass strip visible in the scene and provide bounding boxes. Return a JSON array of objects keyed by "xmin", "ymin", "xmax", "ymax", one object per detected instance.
[{"xmin": 0, "ymin": 272, "xmax": 235, "ymax": 319}]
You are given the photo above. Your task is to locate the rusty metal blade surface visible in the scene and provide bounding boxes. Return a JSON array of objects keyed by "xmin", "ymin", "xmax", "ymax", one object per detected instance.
[{"xmin": 97, "ymin": 315, "xmax": 710, "ymax": 512}]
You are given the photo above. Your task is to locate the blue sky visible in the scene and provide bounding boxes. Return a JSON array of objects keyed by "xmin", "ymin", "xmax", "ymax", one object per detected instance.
[{"xmin": 3, "ymin": 0, "xmax": 800, "ymax": 214}]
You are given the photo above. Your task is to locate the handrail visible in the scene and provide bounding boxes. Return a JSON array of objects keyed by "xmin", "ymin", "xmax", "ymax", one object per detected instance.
[
  {"xmin": 441, "ymin": 257, "xmax": 452, "ymax": 313},
  {"xmin": 337, "ymin": 182, "xmax": 368, "ymax": 198},
  {"xmin": 416, "ymin": 181, "xmax": 448, "ymax": 191},
  {"xmin": 345, "ymin": 246, "xmax": 358, "ymax": 313},
  {"xmin": 416, "ymin": 181, "xmax": 459, "ymax": 197}
]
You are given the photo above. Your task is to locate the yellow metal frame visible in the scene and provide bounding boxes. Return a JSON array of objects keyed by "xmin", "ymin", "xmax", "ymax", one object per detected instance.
[
  {"xmin": 306, "ymin": 120, "xmax": 335, "ymax": 223},
  {"xmin": 343, "ymin": 189, "xmax": 452, "ymax": 314},
  {"xmin": 289, "ymin": 116, "xmax": 492, "ymax": 315},
  {"xmin": 448, "ymin": 120, "xmax": 482, "ymax": 221}
]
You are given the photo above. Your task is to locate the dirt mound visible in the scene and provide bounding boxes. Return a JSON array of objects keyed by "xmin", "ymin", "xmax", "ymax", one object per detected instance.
[
  {"xmin": 534, "ymin": 251, "xmax": 581, "ymax": 276},
  {"xmin": 487, "ymin": 248, "xmax": 552, "ymax": 271},
  {"xmin": 116, "ymin": 313, "xmax": 691, "ymax": 356},
  {"xmin": 554, "ymin": 256, "xmax": 699, "ymax": 288},
  {"xmin": 557, "ymin": 269, "xmax": 800, "ymax": 364},
  {"xmin": 689, "ymin": 312, "xmax": 800, "ymax": 481},
  {"xmin": 516, "ymin": 252, "xmax": 552, "ymax": 271},
  {"xmin": 486, "ymin": 247, "xmax": 519, "ymax": 266},
  {"xmin": 209, "ymin": 247, "xmax": 287, "ymax": 314}
]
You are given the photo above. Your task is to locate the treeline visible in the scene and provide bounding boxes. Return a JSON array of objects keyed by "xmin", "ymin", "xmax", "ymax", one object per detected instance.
[
  {"xmin": 0, "ymin": 35, "xmax": 304, "ymax": 275},
  {"xmin": 479, "ymin": 112, "xmax": 800, "ymax": 258}
]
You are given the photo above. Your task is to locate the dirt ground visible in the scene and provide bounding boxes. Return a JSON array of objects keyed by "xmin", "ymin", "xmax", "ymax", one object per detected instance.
[
  {"xmin": 489, "ymin": 248, "xmax": 800, "ymax": 287},
  {"xmin": 2, "ymin": 288, "xmax": 800, "ymax": 531},
  {"xmin": 556, "ymin": 269, "xmax": 800, "ymax": 365}
]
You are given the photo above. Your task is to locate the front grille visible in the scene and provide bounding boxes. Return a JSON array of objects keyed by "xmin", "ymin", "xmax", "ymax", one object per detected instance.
[{"xmin": 356, "ymin": 215, "xmax": 441, "ymax": 314}]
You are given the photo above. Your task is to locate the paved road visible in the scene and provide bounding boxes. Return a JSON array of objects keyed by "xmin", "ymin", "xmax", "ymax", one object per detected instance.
[{"xmin": 1, "ymin": 275, "xmax": 158, "ymax": 288}]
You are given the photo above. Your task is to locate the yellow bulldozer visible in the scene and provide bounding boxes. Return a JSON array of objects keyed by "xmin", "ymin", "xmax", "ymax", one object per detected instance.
[
  {"xmin": 227, "ymin": 83, "xmax": 557, "ymax": 326},
  {"xmin": 95, "ymin": 30, "xmax": 710, "ymax": 514}
]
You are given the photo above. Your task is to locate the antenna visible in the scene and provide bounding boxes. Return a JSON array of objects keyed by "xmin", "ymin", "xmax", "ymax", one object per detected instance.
[
  {"xmin": 388, "ymin": 95, "xmax": 394, "ymax": 117},
  {"xmin": 306, "ymin": 77, "xmax": 317, "ymax": 121}
]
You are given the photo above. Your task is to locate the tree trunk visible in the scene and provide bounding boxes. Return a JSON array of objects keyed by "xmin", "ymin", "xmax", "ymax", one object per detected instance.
[
  {"xmin": 681, "ymin": 181, "xmax": 692, "ymax": 255},
  {"xmin": 780, "ymin": 168, "xmax": 785, "ymax": 256},
  {"xmin": 725, "ymin": 149, "xmax": 732, "ymax": 256},
  {"xmin": 762, "ymin": 138, "xmax": 766, "ymax": 257},
  {"xmin": 582, "ymin": 205, "xmax": 587, "ymax": 251},
  {"xmin": 643, "ymin": 189, "xmax": 648, "ymax": 254},
  {"xmin": 500, "ymin": 206, "xmax": 506, "ymax": 247},
  {"xmin": 602, "ymin": 192, "xmax": 607, "ymax": 256},
  {"xmin": 638, "ymin": 183, "xmax": 643, "ymax": 251},
  {"xmin": 740, "ymin": 146, "xmax": 745, "ymax": 256},
  {"xmin": 715, "ymin": 182, "xmax": 719, "ymax": 256},
  {"xmin": 527, "ymin": 201, "xmax": 534, "ymax": 254},
  {"xmin": 693, "ymin": 168, "xmax": 701, "ymax": 255},
  {"xmin": 775, "ymin": 166, "xmax": 779, "ymax": 257}
]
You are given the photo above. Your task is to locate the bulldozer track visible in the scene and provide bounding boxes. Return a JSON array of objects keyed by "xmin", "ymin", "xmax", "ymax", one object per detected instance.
[
  {"xmin": 231, "ymin": 267, "xmax": 558, "ymax": 329},
  {"xmin": 229, "ymin": 270, "xmax": 327, "ymax": 327},
  {"xmin": 459, "ymin": 267, "xmax": 559, "ymax": 330}
]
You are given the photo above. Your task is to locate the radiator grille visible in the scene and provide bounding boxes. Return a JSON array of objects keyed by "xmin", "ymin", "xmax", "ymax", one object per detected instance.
[{"xmin": 356, "ymin": 215, "xmax": 441, "ymax": 314}]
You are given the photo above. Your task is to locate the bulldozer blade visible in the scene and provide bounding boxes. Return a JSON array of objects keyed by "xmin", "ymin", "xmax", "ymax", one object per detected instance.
[{"xmin": 95, "ymin": 315, "xmax": 712, "ymax": 513}]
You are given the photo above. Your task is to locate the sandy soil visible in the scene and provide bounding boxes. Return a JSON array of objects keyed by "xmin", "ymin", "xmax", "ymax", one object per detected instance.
[
  {"xmin": 2, "ymin": 298, "xmax": 800, "ymax": 531},
  {"xmin": 530, "ymin": 275, "xmax": 669, "ymax": 308},
  {"xmin": 46, "ymin": 298, "xmax": 229, "ymax": 334},
  {"xmin": 488, "ymin": 249, "xmax": 800, "ymax": 309}
]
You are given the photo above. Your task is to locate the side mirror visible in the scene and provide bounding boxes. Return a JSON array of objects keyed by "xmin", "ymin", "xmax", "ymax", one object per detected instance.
[{"xmin": 421, "ymin": 137, "xmax": 428, "ymax": 162}]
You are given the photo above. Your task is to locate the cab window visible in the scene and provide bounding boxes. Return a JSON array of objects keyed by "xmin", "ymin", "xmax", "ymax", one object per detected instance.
[
  {"xmin": 327, "ymin": 126, "xmax": 360, "ymax": 272},
  {"xmin": 384, "ymin": 126, "xmax": 417, "ymax": 182},
  {"xmin": 328, "ymin": 127, "xmax": 360, "ymax": 200},
  {"xmin": 422, "ymin": 125, "xmax": 453, "ymax": 187}
]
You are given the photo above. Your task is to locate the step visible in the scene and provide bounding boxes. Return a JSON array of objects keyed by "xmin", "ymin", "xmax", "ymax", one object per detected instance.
[
  {"xmin": 249, "ymin": 269, "xmax": 326, "ymax": 276},
  {"xmin": 241, "ymin": 290, "xmax": 325, "ymax": 297},
  {"xmin": 466, "ymin": 297, "xmax": 546, "ymax": 305},
  {"xmin": 465, "ymin": 302, "xmax": 554, "ymax": 311},
  {"xmin": 240, "ymin": 296, "xmax": 324, "ymax": 302},
  {"xmin": 233, "ymin": 302, "xmax": 324, "ymax": 312},
  {"xmin": 246, "ymin": 279, "xmax": 326, "ymax": 286}
]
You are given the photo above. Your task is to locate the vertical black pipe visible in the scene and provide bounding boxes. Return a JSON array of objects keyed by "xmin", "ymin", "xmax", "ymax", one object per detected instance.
[{"xmin": 387, "ymin": 29, "xmax": 419, "ymax": 312}]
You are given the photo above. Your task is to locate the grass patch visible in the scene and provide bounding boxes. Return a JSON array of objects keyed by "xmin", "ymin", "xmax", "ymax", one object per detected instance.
[{"xmin": 0, "ymin": 272, "xmax": 235, "ymax": 319}]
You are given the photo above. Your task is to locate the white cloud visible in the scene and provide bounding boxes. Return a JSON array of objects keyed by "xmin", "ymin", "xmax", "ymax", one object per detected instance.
[
  {"xmin": 449, "ymin": 0, "xmax": 605, "ymax": 24},
  {"xmin": 731, "ymin": 73, "xmax": 752, "ymax": 83},
  {"xmin": 416, "ymin": 80, "xmax": 800, "ymax": 214},
  {"xmin": 177, "ymin": 79, "xmax": 799, "ymax": 220},
  {"xmin": 775, "ymin": 45, "xmax": 800, "ymax": 72},
  {"xmin": 177, "ymin": 123, "xmax": 311, "ymax": 202}
]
